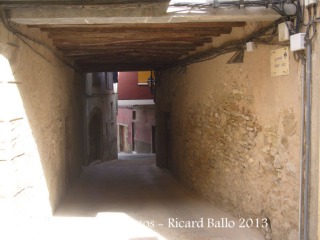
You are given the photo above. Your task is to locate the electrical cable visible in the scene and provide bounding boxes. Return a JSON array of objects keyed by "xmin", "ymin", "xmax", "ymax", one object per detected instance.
[
  {"xmin": 0, "ymin": 0, "xmax": 303, "ymax": 73},
  {"xmin": 169, "ymin": 0, "xmax": 297, "ymax": 16},
  {"xmin": 167, "ymin": 0, "xmax": 305, "ymax": 70},
  {"xmin": 0, "ymin": 8, "xmax": 80, "ymax": 72},
  {"xmin": 172, "ymin": 18, "xmax": 283, "ymax": 69}
]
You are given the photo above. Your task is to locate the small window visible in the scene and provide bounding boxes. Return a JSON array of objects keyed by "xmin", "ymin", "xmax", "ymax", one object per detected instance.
[
  {"xmin": 92, "ymin": 73, "xmax": 101, "ymax": 86},
  {"xmin": 132, "ymin": 111, "xmax": 136, "ymax": 120},
  {"xmin": 106, "ymin": 72, "xmax": 114, "ymax": 90}
]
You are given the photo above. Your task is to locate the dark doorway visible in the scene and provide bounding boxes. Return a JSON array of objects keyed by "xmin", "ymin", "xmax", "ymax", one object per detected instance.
[
  {"xmin": 89, "ymin": 111, "xmax": 102, "ymax": 162},
  {"xmin": 132, "ymin": 122, "xmax": 135, "ymax": 152},
  {"xmin": 164, "ymin": 113, "xmax": 171, "ymax": 169},
  {"xmin": 152, "ymin": 125, "xmax": 156, "ymax": 154},
  {"xmin": 119, "ymin": 125, "xmax": 125, "ymax": 152}
]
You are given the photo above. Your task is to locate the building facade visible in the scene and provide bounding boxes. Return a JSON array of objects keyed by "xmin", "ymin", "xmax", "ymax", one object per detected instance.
[
  {"xmin": 117, "ymin": 72, "xmax": 155, "ymax": 154},
  {"xmin": 84, "ymin": 72, "xmax": 118, "ymax": 164}
]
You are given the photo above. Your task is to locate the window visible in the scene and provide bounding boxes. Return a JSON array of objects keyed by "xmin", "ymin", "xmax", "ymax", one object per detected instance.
[
  {"xmin": 106, "ymin": 72, "xmax": 114, "ymax": 90},
  {"xmin": 132, "ymin": 110, "xmax": 136, "ymax": 120},
  {"xmin": 138, "ymin": 71, "xmax": 154, "ymax": 86},
  {"xmin": 92, "ymin": 72, "xmax": 101, "ymax": 86}
]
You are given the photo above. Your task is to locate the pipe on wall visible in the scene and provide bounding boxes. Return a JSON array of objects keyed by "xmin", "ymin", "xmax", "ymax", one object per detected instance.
[
  {"xmin": 303, "ymin": 39, "xmax": 312, "ymax": 240},
  {"xmin": 298, "ymin": 56, "xmax": 306, "ymax": 240}
]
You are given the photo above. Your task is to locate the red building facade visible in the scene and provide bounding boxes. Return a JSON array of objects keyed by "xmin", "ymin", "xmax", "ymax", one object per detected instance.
[{"xmin": 117, "ymin": 72, "xmax": 155, "ymax": 154}]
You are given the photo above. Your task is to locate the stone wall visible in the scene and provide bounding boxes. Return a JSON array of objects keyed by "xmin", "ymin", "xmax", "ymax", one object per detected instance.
[
  {"xmin": 84, "ymin": 72, "xmax": 117, "ymax": 164},
  {"xmin": 0, "ymin": 21, "xmax": 84, "ymax": 220},
  {"xmin": 156, "ymin": 45, "xmax": 301, "ymax": 239}
]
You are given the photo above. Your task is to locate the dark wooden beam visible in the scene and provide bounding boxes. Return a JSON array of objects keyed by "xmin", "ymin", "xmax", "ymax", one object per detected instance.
[
  {"xmin": 46, "ymin": 29, "xmax": 229, "ymax": 39},
  {"xmin": 60, "ymin": 45, "xmax": 196, "ymax": 53},
  {"xmin": 78, "ymin": 62, "xmax": 174, "ymax": 72},
  {"xmin": 53, "ymin": 37, "xmax": 213, "ymax": 45},
  {"xmin": 65, "ymin": 50, "xmax": 190, "ymax": 58},
  {"xmin": 75, "ymin": 57, "xmax": 179, "ymax": 64},
  {"xmin": 55, "ymin": 41, "xmax": 203, "ymax": 50},
  {"xmin": 23, "ymin": 20, "xmax": 247, "ymax": 72},
  {"xmin": 38, "ymin": 22, "xmax": 246, "ymax": 30},
  {"xmin": 49, "ymin": 33, "xmax": 224, "ymax": 41}
]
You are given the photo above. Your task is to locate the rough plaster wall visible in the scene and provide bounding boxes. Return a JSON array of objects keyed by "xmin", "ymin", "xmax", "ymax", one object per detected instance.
[
  {"xmin": 0, "ymin": 21, "xmax": 84, "ymax": 218},
  {"xmin": 156, "ymin": 45, "xmax": 301, "ymax": 239},
  {"xmin": 84, "ymin": 74, "xmax": 117, "ymax": 164}
]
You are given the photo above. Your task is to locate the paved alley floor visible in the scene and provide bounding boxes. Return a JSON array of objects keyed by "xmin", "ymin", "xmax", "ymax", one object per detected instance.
[{"xmin": 50, "ymin": 154, "xmax": 264, "ymax": 240}]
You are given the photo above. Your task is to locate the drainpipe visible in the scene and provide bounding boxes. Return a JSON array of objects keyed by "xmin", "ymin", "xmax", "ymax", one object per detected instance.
[
  {"xmin": 303, "ymin": 37, "xmax": 312, "ymax": 240},
  {"xmin": 298, "ymin": 55, "xmax": 306, "ymax": 240},
  {"xmin": 298, "ymin": 37, "xmax": 312, "ymax": 240},
  {"xmin": 304, "ymin": 39, "xmax": 312, "ymax": 240}
]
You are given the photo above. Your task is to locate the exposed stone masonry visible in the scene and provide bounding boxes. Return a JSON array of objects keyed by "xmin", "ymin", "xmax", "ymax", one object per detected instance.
[
  {"xmin": 178, "ymin": 92, "xmax": 299, "ymax": 239},
  {"xmin": 157, "ymin": 46, "xmax": 301, "ymax": 240}
]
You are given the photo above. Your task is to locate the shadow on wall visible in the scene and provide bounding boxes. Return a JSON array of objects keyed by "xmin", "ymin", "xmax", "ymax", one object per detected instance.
[
  {"xmin": 89, "ymin": 108, "xmax": 102, "ymax": 163},
  {"xmin": 0, "ymin": 22, "xmax": 84, "ymax": 219}
]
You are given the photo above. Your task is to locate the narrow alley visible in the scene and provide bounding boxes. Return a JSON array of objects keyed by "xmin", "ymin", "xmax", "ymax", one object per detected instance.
[
  {"xmin": 1, "ymin": 1, "xmax": 320, "ymax": 240},
  {"xmin": 55, "ymin": 154, "xmax": 264, "ymax": 240}
]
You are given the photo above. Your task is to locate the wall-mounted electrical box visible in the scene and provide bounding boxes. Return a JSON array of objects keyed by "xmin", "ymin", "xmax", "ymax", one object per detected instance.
[
  {"xmin": 246, "ymin": 42, "xmax": 254, "ymax": 52},
  {"xmin": 305, "ymin": 0, "xmax": 317, "ymax": 6},
  {"xmin": 290, "ymin": 33, "xmax": 306, "ymax": 51},
  {"xmin": 278, "ymin": 22, "xmax": 291, "ymax": 42}
]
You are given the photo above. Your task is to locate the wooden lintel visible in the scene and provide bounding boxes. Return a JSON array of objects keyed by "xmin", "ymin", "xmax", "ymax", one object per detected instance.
[
  {"xmin": 46, "ymin": 29, "xmax": 231, "ymax": 39},
  {"xmin": 38, "ymin": 22, "xmax": 245, "ymax": 30}
]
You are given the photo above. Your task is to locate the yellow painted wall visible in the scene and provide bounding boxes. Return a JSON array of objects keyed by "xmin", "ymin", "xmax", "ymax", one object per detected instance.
[{"xmin": 138, "ymin": 71, "xmax": 154, "ymax": 84}]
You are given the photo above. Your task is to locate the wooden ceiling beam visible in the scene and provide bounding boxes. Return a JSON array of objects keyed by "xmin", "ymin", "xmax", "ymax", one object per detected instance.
[
  {"xmin": 56, "ymin": 41, "xmax": 202, "ymax": 50},
  {"xmin": 38, "ymin": 22, "xmax": 246, "ymax": 31},
  {"xmin": 45, "ymin": 27, "xmax": 231, "ymax": 35},
  {"xmin": 53, "ymin": 36, "xmax": 214, "ymax": 43},
  {"xmin": 53, "ymin": 37, "xmax": 213, "ymax": 45},
  {"xmin": 61, "ymin": 45, "xmax": 196, "ymax": 53},
  {"xmin": 70, "ymin": 56, "xmax": 184, "ymax": 61},
  {"xmin": 66, "ymin": 51, "xmax": 190, "ymax": 58},
  {"xmin": 79, "ymin": 62, "xmax": 172, "ymax": 68},
  {"xmin": 78, "ymin": 62, "xmax": 172, "ymax": 68},
  {"xmin": 75, "ymin": 58, "xmax": 178, "ymax": 64},
  {"xmin": 43, "ymin": 26, "xmax": 233, "ymax": 35},
  {"xmin": 47, "ymin": 29, "xmax": 229, "ymax": 39},
  {"xmin": 26, "ymin": 20, "xmax": 246, "ymax": 72},
  {"xmin": 64, "ymin": 51, "xmax": 189, "ymax": 58},
  {"xmin": 79, "ymin": 66, "xmax": 169, "ymax": 72},
  {"xmin": 72, "ymin": 59, "xmax": 182, "ymax": 64}
]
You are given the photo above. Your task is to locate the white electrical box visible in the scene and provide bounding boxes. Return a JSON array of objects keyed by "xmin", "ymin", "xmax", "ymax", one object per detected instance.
[
  {"xmin": 305, "ymin": 0, "xmax": 317, "ymax": 6},
  {"xmin": 290, "ymin": 33, "xmax": 306, "ymax": 51},
  {"xmin": 278, "ymin": 22, "xmax": 291, "ymax": 42},
  {"xmin": 246, "ymin": 42, "xmax": 254, "ymax": 52}
]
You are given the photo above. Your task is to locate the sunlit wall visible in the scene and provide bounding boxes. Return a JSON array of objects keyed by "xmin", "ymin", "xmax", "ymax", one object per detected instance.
[{"xmin": 0, "ymin": 20, "xmax": 84, "ymax": 229}]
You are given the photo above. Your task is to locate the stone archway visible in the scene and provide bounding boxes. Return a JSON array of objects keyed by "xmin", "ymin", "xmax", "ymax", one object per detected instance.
[{"xmin": 89, "ymin": 109, "xmax": 102, "ymax": 163}]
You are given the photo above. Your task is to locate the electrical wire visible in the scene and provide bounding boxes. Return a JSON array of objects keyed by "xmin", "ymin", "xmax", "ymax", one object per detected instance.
[
  {"xmin": 0, "ymin": 9, "xmax": 79, "ymax": 72},
  {"xmin": 305, "ymin": 6, "xmax": 317, "ymax": 41},
  {"xmin": 0, "ymin": 0, "xmax": 304, "ymax": 73},
  {"xmin": 172, "ymin": 18, "xmax": 283, "ymax": 69},
  {"xmin": 166, "ymin": 0, "xmax": 304, "ymax": 69},
  {"xmin": 168, "ymin": 0, "xmax": 297, "ymax": 16}
]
